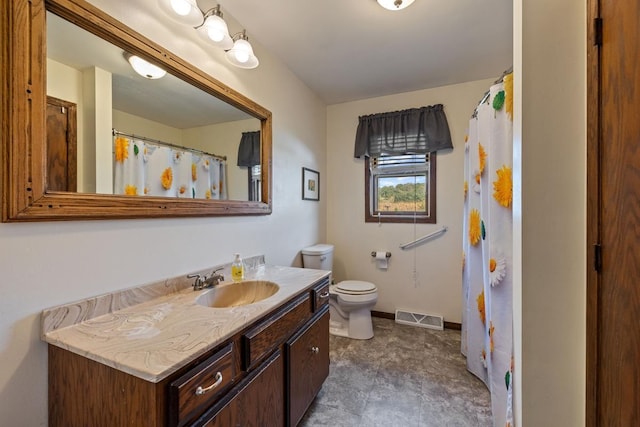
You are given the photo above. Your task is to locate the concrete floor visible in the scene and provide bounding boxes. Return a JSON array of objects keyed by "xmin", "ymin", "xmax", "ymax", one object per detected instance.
[{"xmin": 300, "ymin": 317, "xmax": 492, "ymax": 427}]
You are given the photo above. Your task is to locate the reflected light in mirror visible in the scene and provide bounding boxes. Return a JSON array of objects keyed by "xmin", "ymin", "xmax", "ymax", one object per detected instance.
[
  {"xmin": 377, "ymin": 0, "xmax": 416, "ymax": 11},
  {"xmin": 125, "ymin": 54, "xmax": 167, "ymax": 79}
]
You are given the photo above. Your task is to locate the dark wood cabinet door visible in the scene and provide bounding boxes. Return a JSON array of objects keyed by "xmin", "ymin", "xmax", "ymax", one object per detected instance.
[
  {"xmin": 286, "ymin": 308, "xmax": 329, "ymax": 427},
  {"xmin": 199, "ymin": 351, "xmax": 284, "ymax": 427}
]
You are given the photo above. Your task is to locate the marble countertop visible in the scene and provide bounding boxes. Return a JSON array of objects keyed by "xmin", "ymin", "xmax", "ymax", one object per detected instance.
[{"xmin": 42, "ymin": 265, "xmax": 330, "ymax": 383}]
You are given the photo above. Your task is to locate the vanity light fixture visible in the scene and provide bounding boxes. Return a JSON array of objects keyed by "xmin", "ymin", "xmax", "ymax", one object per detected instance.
[
  {"xmin": 195, "ymin": 5, "xmax": 233, "ymax": 49},
  {"xmin": 157, "ymin": 1, "xmax": 260, "ymax": 69},
  {"xmin": 125, "ymin": 53, "xmax": 167, "ymax": 79},
  {"xmin": 377, "ymin": 0, "xmax": 415, "ymax": 11},
  {"xmin": 157, "ymin": 0, "xmax": 203, "ymax": 26},
  {"xmin": 225, "ymin": 30, "xmax": 259, "ymax": 69}
]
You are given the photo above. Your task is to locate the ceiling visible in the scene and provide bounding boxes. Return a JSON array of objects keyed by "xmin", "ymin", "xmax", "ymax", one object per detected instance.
[
  {"xmin": 221, "ymin": 0, "xmax": 513, "ymax": 105},
  {"xmin": 47, "ymin": 0, "xmax": 513, "ymax": 125}
]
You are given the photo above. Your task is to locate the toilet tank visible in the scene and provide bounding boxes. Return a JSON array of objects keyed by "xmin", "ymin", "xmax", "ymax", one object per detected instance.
[{"xmin": 301, "ymin": 244, "xmax": 334, "ymax": 270}]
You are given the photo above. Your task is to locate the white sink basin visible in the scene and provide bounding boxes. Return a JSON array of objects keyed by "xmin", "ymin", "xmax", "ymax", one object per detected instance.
[{"xmin": 196, "ymin": 280, "xmax": 280, "ymax": 308}]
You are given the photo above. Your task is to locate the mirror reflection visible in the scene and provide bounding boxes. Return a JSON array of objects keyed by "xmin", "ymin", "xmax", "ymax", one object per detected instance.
[{"xmin": 46, "ymin": 12, "xmax": 261, "ymax": 202}]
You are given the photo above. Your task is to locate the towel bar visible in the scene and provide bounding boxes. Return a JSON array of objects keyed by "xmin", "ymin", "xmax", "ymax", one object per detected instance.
[{"xmin": 399, "ymin": 226, "xmax": 448, "ymax": 250}]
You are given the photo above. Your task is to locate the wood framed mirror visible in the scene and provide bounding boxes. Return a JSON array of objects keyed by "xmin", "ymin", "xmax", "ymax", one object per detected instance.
[{"xmin": 1, "ymin": 0, "xmax": 272, "ymax": 221}]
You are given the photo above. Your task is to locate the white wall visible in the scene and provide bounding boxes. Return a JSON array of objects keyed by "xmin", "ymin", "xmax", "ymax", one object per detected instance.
[
  {"xmin": 83, "ymin": 66, "xmax": 112, "ymax": 193},
  {"xmin": 514, "ymin": 0, "xmax": 586, "ymax": 425},
  {"xmin": 183, "ymin": 118, "xmax": 261, "ymax": 200},
  {"xmin": 0, "ymin": 1, "xmax": 326, "ymax": 425},
  {"xmin": 326, "ymin": 79, "xmax": 493, "ymax": 323},
  {"xmin": 46, "ymin": 58, "xmax": 82, "ymax": 102},
  {"xmin": 113, "ymin": 109, "xmax": 184, "ymax": 144}
]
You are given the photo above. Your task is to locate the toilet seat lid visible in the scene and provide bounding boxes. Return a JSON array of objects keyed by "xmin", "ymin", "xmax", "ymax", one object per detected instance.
[
  {"xmin": 335, "ymin": 280, "xmax": 377, "ymax": 294},
  {"xmin": 301, "ymin": 244, "xmax": 334, "ymax": 255}
]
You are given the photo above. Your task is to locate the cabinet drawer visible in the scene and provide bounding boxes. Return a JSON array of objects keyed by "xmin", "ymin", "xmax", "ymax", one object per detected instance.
[
  {"xmin": 311, "ymin": 278, "xmax": 330, "ymax": 312},
  {"xmin": 242, "ymin": 293, "xmax": 311, "ymax": 370},
  {"xmin": 169, "ymin": 343, "xmax": 236, "ymax": 427},
  {"xmin": 195, "ymin": 351, "xmax": 284, "ymax": 427}
]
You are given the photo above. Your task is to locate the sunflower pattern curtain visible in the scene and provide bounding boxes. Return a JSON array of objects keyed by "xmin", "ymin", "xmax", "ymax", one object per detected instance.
[
  {"xmin": 113, "ymin": 136, "xmax": 227, "ymax": 199},
  {"xmin": 462, "ymin": 73, "xmax": 514, "ymax": 427}
]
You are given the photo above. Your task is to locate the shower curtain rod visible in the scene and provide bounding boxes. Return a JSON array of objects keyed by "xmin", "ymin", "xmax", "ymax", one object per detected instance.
[
  {"xmin": 472, "ymin": 66, "xmax": 513, "ymax": 118},
  {"xmin": 112, "ymin": 129, "xmax": 227, "ymax": 161},
  {"xmin": 494, "ymin": 66, "xmax": 513, "ymax": 84},
  {"xmin": 399, "ymin": 226, "xmax": 448, "ymax": 250}
]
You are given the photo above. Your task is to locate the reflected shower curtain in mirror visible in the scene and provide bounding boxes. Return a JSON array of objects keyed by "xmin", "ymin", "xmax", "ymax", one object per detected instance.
[
  {"xmin": 461, "ymin": 73, "xmax": 514, "ymax": 427},
  {"xmin": 113, "ymin": 136, "xmax": 228, "ymax": 199}
]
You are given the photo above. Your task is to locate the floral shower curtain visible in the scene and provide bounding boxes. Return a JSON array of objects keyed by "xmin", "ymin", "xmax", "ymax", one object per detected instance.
[
  {"xmin": 462, "ymin": 73, "xmax": 514, "ymax": 427},
  {"xmin": 113, "ymin": 136, "xmax": 227, "ymax": 199}
]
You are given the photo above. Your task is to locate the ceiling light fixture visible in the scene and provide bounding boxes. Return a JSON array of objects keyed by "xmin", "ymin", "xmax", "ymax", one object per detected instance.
[
  {"xmin": 157, "ymin": 1, "xmax": 259, "ymax": 69},
  {"xmin": 195, "ymin": 5, "xmax": 233, "ymax": 49},
  {"xmin": 125, "ymin": 53, "xmax": 167, "ymax": 79},
  {"xmin": 377, "ymin": 0, "xmax": 415, "ymax": 11},
  {"xmin": 225, "ymin": 30, "xmax": 259, "ymax": 69},
  {"xmin": 157, "ymin": 0, "xmax": 202, "ymax": 26}
]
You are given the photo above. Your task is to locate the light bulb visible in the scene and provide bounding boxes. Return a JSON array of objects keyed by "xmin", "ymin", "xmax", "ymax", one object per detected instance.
[
  {"xmin": 208, "ymin": 27, "xmax": 224, "ymax": 42},
  {"xmin": 205, "ymin": 15, "xmax": 228, "ymax": 42},
  {"xmin": 195, "ymin": 11, "xmax": 232, "ymax": 48},
  {"xmin": 235, "ymin": 51, "xmax": 249, "ymax": 63},
  {"xmin": 170, "ymin": 0, "xmax": 192, "ymax": 16},
  {"xmin": 233, "ymin": 40, "xmax": 251, "ymax": 63},
  {"xmin": 158, "ymin": 0, "xmax": 202, "ymax": 26},
  {"xmin": 225, "ymin": 33, "xmax": 259, "ymax": 69},
  {"xmin": 234, "ymin": 51, "xmax": 249, "ymax": 63}
]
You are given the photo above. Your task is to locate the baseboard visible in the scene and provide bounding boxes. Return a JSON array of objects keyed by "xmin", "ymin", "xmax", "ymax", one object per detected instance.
[
  {"xmin": 371, "ymin": 310, "xmax": 394, "ymax": 320},
  {"xmin": 443, "ymin": 321, "xmax": 462, "ymax": 331},
  {"xmin": 371, "ymin": 310, "xmax": 462, "ymax": 331}
]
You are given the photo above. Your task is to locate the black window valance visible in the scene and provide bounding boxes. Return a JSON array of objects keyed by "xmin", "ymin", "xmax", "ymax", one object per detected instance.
[
  {"xmin": 354, "ymin": 104, "xmax": 453, "ymax": 158},
  {"xmin": 237, "ymin": 131, "xmax": 261, "ymax": 167}
]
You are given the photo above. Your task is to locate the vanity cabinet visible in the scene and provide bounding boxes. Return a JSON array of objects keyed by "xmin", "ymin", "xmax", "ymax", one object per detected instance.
[
  {"xmin": 47, "ymin": 276, "xmax": 330, "ymax": 427},
  {"xmin": 286, "ymin": 309, "xmax": 330, "ymax": 426}
]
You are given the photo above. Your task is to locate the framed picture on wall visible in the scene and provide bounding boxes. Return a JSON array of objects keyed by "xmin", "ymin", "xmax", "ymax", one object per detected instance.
[{"xmin": 302, "ymin": 167, "xmax": 320, "ymax": 201}]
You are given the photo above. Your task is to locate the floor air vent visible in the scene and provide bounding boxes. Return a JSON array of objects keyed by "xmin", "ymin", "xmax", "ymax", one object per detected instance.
[{"xmin": 395, "ymin": 309, "xmax": 444, "ymax": 331}]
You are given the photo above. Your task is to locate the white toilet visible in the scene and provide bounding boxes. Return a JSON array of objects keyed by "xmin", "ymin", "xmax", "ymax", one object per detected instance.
[{"xmin": 301, "ymin": 244, "xmax": 378, "ymax": 340}]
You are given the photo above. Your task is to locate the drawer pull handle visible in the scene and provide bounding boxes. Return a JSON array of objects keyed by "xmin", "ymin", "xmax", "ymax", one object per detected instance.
[
  {"xmin": 319, "ymin": 291, "xmax": 330, "ymax": 299},
  {"xmin": 311, "ymin": 346, "xmax": 319, "ymax": 354},
  {"xmin": 195, "ymin": 372, "xmax": 223, "ymax": 396}
]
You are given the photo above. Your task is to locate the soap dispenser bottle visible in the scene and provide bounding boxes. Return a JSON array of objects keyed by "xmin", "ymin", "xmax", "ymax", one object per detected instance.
[{"xmin": 231, "ymin": 253, "xmax": 245, "ymax": 282}]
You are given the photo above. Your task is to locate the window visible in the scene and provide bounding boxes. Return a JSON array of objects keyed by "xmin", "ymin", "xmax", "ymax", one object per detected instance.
[
  {"xmin": 365, "ymin": 153, "xmax": 436, "ymax": 223},
  {"xmin": 354, "ymin": 104, "xmax": 450, "ymax": 224},
  {"xmin": 248, "ymin": 164, "xmax": 261, "ymax": 201}
]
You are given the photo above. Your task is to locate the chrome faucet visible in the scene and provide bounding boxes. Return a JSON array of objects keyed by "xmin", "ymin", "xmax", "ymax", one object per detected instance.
[{"xmin": 188, "ymin": 268, "xmax": 225, "ymax": 291}]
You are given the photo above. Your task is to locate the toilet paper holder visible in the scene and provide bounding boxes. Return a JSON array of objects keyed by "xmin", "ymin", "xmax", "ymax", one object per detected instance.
[{"xmin": 370, "ymin": 251, "xmax": 391, "ymax": 258}]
